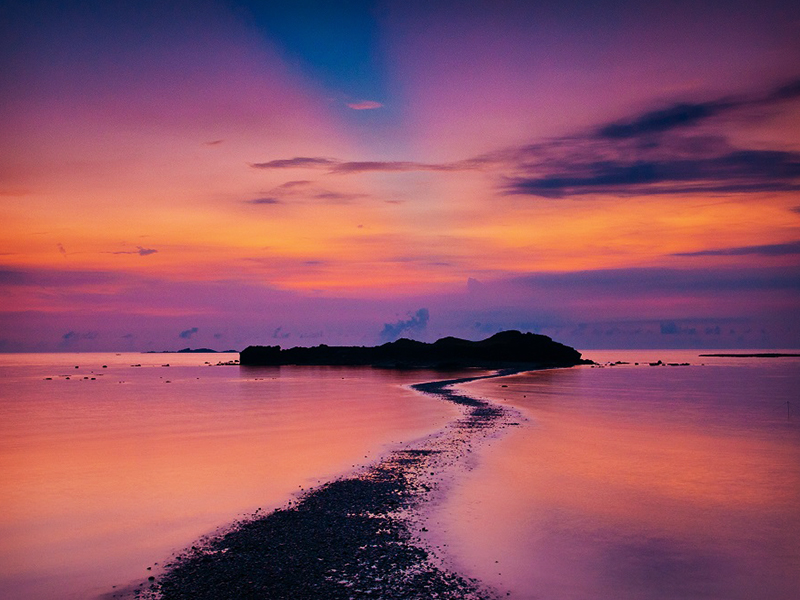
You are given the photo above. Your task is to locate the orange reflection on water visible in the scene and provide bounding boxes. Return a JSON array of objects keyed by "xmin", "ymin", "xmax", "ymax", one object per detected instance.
[
  {"xmin": 0, "ymin": 356, "xmax": 461, "ymax": 600},
  {"xmin": 434, "ymin": 362, "xmax": 800, "ymax": 600}
]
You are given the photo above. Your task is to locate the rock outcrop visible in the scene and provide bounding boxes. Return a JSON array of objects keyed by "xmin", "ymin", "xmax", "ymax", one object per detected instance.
[{"xmin": 240, "ymin": 330, "xmax": 586, "ymax": 369}]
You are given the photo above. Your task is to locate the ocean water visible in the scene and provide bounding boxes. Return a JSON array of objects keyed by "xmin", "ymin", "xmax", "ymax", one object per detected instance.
[
  {"xmin": 3, "ymin": 351, "xmax": 799, "ymax": 600},
  {"xmin": 0, "ymin": 353, "xmax": 463, "ymax": 600},
  {"xmin": 436, "ymin": 350, "xmax": 800, "ymax": 600}
]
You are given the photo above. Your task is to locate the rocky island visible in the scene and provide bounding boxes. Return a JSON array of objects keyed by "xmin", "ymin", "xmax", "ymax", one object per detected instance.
[{"xmin": 240, "ymin": 330, "xmax": 587, "ymax": 369}]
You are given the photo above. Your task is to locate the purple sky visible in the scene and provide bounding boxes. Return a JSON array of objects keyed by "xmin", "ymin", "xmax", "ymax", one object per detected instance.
[{"xmin": 1, "ymin": 0, "xmax": 799, "ymax": 351}]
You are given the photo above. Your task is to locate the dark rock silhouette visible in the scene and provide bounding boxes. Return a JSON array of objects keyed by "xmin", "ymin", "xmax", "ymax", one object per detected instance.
[{"xmin": 240, "ymin": 330, "xmax": 587, "ymax": 369}]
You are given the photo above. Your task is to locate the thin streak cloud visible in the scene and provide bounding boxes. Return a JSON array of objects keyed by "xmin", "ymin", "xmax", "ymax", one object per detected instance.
[
  {"xmin": 250, "ymin": 157, "xmax": 338, "ymax": 169},
  {"xmin": 673, "ymin": 241, "xmax": 800, "ymax": 257},
  {"xmin": 110, "ymin": 246, "xmax": 159, "ymax": 256},
  {"xmin": 246, "ymin": 197, "xmax": 282, "ymax": 205},
  {"xmin": 251, "ymin": 157, "xmax": 488, "ymax": 174},
  {"xmin": 595, "ymin": 77, "xmax": 800, "ymax": 140},
  {"xmin": 597, "ymin": 101, "xmax": 736, "ymax": 139},
  {"xmin": 505, "ymin": 150, "xmax": 800, "ymax": 198},
  {"xmin": 347, "ymin": 100, "xmax": 383, "ymax": 110}
]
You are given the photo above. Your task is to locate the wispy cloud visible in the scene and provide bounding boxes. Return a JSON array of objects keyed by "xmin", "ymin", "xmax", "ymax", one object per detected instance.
[
  {"xmin": 277, "ymin": 180, "xmax": 311, "ymax": 188},
  {"xmin": 313, "ymin": 191, "xmax": 367, "ymax": 202},
  {"xmin": 246, "ymin": 197, "xmax": 282, "ymax": 205},
  {"xmin": 251, "ymin": 157, "xmax": 488, "ymax": 174},
  {"xmin": 244, "ymin": 180, "xmax": 367, "ymax": 206},
  {"xmin": 598, "ymin": 78, "xmax": 800, "ymax": 140},
  {"xmin": 597, "ymin": 101, "xmax": 735, "ymax": 139},
  {"xmin": 272, "ymin": 326, "xmax": 290, "ymax": 339},
  {"xmin": 110, "ymin": 246, "xmax": 158, "ymax": 256},
  {"xmin": 330, "ymin": 160, "xmax": 471, "ymax": 174},
  {"xmin": 505, "ymin": 150, "xmax": 800, "ymax": 198},
  {"xmin": 179, "ymin": 327, "xmax": 199, "ymax": 339},
  {"xmin": 502, "ymin": 78, "xmax": 800, "ymax": 198},
  {"xmin": 762, "ymin": 78, "xmax": 800, "ymax": 103},
  {"xmin": 251, "ymin": 78, "xmax": 800, "ymax": 199},
  {"xmin": 673, "ymin": 240, "xmax": 800, "ymax": 257},
  {"xmin": 247, "ymin": 78, "xmax": 800, "ymax": 202},
  {"xmin": 347, "ymin": 100, "xmax": 383, "ymax": 110},
  {"xmin": 659, "ymin": 321, "xmax": 699, "ymax": 335},
  {"xmin": 244, "ymin": 180, "xmax": 313, "ymax": 204},
  {"xmin": 379, "ymin": 308, "xmax": 430, "ymax": 341},
  {"xmin": 62, "ymin": 330, "xmax": 99, "ymax": 341},
  {"xmin": 250, "ymin": 157, "xmax": 338, "ymax": 169}
]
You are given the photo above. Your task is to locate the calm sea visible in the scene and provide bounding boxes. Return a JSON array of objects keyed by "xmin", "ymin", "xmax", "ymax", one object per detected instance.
[
  {"xmin": 437, "ymin": 350, "xmax": 800, "ymax": 600},
  {"xmin": 2, "ymin": 351, "xmax": 799, "ymax": 600},
  {"xmin": 0, "ymin": 353, "xmax": 462, "ymax": 600}
]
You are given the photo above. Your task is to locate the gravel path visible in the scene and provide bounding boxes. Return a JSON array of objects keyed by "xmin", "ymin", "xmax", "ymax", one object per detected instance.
[{"xmin": 117, "ymin": 371, "xmax": 523, "ymax": 600}]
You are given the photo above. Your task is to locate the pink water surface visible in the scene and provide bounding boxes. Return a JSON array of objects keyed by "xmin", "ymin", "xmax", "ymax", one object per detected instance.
[
  {"xmin": 434, "ymin": 350, "xmax": 800, "ymax": 600},
  {"xmin": 0, "ymin": 353, "xmax": 462, "ymax": 600}
]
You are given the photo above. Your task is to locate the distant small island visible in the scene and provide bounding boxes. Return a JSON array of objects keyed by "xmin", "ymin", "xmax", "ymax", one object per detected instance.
[
  {"xmin": 240, "ymin": 330, "xmax": 588, "ymax": 369},
  {"xmin": 146, "ymin": 348, "xmax": 238, "ymax": 354}
]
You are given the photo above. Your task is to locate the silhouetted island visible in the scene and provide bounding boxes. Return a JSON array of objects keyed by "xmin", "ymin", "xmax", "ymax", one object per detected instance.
[{"xmin": 240, "ymin": 330, "xmax": 588, "ymax": 369}]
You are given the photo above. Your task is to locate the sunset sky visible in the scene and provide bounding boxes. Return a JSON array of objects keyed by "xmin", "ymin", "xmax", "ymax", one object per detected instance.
[{"xmin": 2, "ymin": 0, "xmax": 799, "ymax": 351}]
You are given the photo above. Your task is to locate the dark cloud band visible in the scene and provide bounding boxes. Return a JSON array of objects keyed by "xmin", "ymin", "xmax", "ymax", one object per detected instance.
[{"xmin": 673, "ymin": 240, "xmax": 800, "ymax": 257}]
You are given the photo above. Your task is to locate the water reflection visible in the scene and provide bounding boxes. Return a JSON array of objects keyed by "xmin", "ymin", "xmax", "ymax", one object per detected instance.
[
  {"xmin": 437, "ymin": 355, "xmax": 800, "ymax": 599},
  {"xmin": 0, "ymin": 355, "xmax": 462, "ymax": 600}
]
